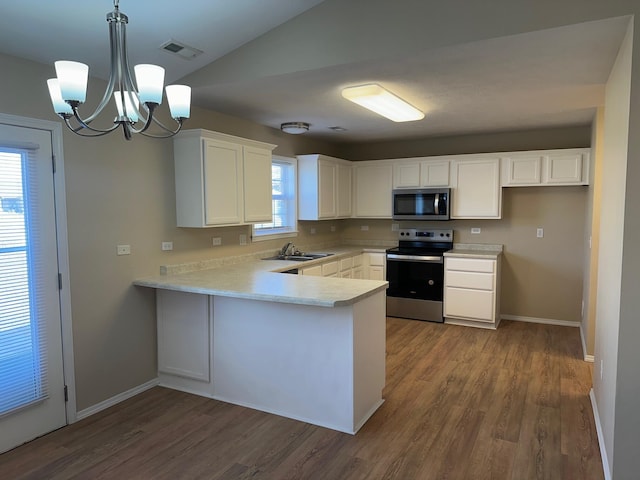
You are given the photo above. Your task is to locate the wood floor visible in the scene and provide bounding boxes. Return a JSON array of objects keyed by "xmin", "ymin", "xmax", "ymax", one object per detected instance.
[{"xmin": 0, "ymin": 319, "xmax": 603, "ymax": 480}]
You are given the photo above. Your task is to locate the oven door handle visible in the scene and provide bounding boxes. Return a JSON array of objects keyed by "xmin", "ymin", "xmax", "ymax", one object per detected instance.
[{"xmin": 386, "ymin": 254, "xmax": 443, "ymax": 263}]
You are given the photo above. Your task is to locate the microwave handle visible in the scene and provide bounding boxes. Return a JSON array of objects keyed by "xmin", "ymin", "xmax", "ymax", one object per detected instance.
[{"xmin": 434, "ymin": 193, "xmax": 440, "ymax": 214}]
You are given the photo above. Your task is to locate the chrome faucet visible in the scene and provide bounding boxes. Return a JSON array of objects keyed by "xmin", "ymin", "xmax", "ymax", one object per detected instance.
[{"xmin": 280, "ymin": 242, "xmax": 295, "ymax": 256}]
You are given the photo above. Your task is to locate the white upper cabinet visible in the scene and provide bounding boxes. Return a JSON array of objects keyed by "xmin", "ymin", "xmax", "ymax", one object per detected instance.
[
  {"xmin": 174, "ymin": 129, "xmax": 276, "ymax": 228},
  {"xmin": 450, "ymin": 157, "xmax": 501, "ymax": 219},
  {"xmin": 243, "ymin": 146, "xmax": 274, "ymax": 222},
  {"xmin": 353, "ymin": 161, "xmax": 394, "ymax": 218},
  {"xmin": 336, "ymin": 162, "xmax": 353, "ymax": 217},
  {"xmin": 393, "ymin": 159, "xmax": 450, "ymax": 188},
  {"xmin": 298, "ymin": 154, "xmax": 352, "ymax": 220},
  {"xmin": 501, "ymin": 148, "xmax": 590, "ymax": 187}
]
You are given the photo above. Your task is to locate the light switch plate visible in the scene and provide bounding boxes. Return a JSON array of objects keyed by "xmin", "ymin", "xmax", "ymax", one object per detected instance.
[
  {"xmin": 212, "ymin": 237, "xmax": 222, "ymax": 246},
  {"xmin": 537, "ymin": 228, "xmax": 544, "ymax": 238},
  {"xmin": 471, "ymin": 228, "xmax": 481, "ymax": 234},
  {"xmin": 161, "ymin": 241, "xmax": 173, "ymax": 251},
  {"xmin": 117, "ymin": 244, "xmax": 131, "ymax": 255}
]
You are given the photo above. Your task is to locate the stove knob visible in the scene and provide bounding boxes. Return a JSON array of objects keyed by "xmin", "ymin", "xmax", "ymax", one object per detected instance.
[
  {"xmin": 428, "ymin": 280, "xmax": 435, "ymax": 286},
  {"xmin": 439, "ymin": 233, "xmax": 444, "ymax": 237},
  {"xmin": 446, "ymin": 233, "xmax": 450, "ymax": 237}
]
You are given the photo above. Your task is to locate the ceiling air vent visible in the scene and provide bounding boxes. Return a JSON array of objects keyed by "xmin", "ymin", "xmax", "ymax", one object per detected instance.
[{"xmin": 160, "ymin": 39, "xmax": 203, "ymax": 60}]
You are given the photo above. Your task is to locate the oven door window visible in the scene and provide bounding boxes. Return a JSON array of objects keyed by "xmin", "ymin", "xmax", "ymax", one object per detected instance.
[{"xmin": 386, "ymin": 259, "xmax": 444, "ymax": 301}]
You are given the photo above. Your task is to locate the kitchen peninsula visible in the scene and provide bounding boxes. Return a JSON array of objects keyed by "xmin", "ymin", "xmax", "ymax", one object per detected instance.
[{"xmin": 134, "ymin": 252, "xmax": 388, "ymax": 434}]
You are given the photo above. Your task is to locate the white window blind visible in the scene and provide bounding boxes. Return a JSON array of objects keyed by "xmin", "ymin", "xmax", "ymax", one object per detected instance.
[
  {"xmin": 0, "ymin": 146, "xmax": 49, "ymax": 416},
  {"xmin": 253, "ymin": 158, "xmax": 297, "ymax": 239}
]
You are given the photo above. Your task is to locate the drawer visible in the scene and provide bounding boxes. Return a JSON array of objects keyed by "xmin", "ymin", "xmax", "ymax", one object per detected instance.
[
  {"xmin": 322, "ymin": 260, "xmax": 339, "ymax": 276},
  {"xmin": 444, "ymin": 287, "xmax": 495, "ymax": 322},
  {"xmin": 446, "ymin": 257, "xmax": 495, "ymax": 273},
  {"xmin": 352, "ymin": 254, "xmax": 363, "ymax": 267},
  {"xmin": 340, "ymin": 257, "xmax": 353, "ymax": 271},
  {"xmin": 445, "ymin": 271, "xmax": 494, "ymax": 290},
  {"xmin": 367, "ymin": 252, "xmax": 385, "ymax": 266}
]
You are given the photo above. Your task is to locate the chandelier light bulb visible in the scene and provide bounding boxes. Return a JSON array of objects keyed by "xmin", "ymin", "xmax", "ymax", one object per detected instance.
[
  {"xmin": 54, "ymin": 61, "xmax": 89, "ymax": 104},
  {"xmin": 46, "ymin": 79, "xmax": 74, "ymax": 115},
  {"xmin": 134, "ymin": 64, "xmax": 165, "ymax": 105}
]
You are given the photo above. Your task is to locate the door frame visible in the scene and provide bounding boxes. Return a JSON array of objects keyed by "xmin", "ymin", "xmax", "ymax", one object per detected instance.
[{"xmin": 0, "ymin": 112, "xmax": 76, "ymax": 423}]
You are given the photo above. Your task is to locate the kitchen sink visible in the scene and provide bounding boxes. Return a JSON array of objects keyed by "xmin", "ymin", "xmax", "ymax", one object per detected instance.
[{"xmin": 263, "ymin": 252, "xmax": 334, "ymax": 262}]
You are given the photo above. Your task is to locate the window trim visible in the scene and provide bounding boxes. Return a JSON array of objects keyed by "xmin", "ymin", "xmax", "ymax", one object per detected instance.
[{"xmin": 252, "ymin": 156, "xmax": 298, "ymax": 242}]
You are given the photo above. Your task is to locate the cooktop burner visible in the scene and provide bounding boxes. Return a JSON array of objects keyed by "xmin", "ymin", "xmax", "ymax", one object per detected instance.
[{"xmin": 388, "ymin": 228, "xmax": 454, "ymax": 255}]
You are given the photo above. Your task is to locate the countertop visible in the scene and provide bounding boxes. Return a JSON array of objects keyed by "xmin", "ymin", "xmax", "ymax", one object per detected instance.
[
  {"xmin": 443, "ymin": 243, "xmax": 503, "ymax": 259},
  {"xmin": 134, "ymin": 245, "xmax": 389, "ymax": 308}
]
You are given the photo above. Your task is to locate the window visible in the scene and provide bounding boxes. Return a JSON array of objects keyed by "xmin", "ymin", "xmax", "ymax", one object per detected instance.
[{"xmin": 253, "ymin": 156, "xmax": 297, "ymax": 240}]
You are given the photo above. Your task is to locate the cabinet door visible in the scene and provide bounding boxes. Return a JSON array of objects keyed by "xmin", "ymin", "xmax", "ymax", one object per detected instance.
[
  {"xmin": 322, "ymin": 260, "xmax": 339, "ymax": 277},
  {"xmin": 444, "ymin": 287, "xmax": 495, "ymax": 322},
  {"xmin": 318, "ymin": 159, "xmax": 337, "ymax": 218},
  {"xmin": 393, "ymin": 162, "xmax": 421, "ymax": 188},
  {"xmin": 502, "ymin": 155, "xmax": 542, "ymax": 186},
  {"xmin": 451, "ymin": 158, "xmax": 501, "ymax": 219},
  {"xmin": 354, "ymin": 163, "xmax": 393, "ymax": 218},
  {"xmin": 157, "ymin": 290, "xmax": 210, "ymax": 381},
  {"xmin": 243, "ymin": 146, "xmax": 272, "ymax": 223},
  {"xmin": 544, "ymin": 152, "xmax": 584, "ymax": 184},
  {"xmin": 420, "ymin": 160, "xmax": 450, "ymax": 186},
  {"xmin": 203, "ymin": 139, "xmax": 243, "ymax": 225},
  {"xmin": 301, "ymin": 264, "xmax": 322, "ymax": 276},
  {"xmin": 336, "ymin": 163, "xmax": 352, "ymax": 218}
]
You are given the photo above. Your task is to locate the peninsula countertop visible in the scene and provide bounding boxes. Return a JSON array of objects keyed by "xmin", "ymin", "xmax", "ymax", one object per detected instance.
[{"xmin": 133, "ymin": 246, "xmax": 389, "ymax": 308}]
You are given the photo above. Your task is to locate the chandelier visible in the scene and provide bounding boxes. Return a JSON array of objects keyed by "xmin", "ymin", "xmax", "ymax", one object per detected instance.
[{"xmin": 46, "ymin": 0, "xmax": 191, "ymax": 140}]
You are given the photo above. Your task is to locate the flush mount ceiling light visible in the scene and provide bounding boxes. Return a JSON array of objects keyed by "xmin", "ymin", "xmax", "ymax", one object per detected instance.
[
  {"xmin": 341, "ymin": 84, "xmax": 424, "ymax": 122},
  {"xmin": 281, "ymin": 122, "xmax": 310, "ymax": 134},
  {"xmin": 46, "ymin": 0, "xmax": 191, "ymax": 140}
]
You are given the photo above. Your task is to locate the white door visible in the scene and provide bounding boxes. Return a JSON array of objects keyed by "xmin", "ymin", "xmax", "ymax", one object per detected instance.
[{"xmin": 0, "ymin": 123, "xmax": 67, "ymax": 453}]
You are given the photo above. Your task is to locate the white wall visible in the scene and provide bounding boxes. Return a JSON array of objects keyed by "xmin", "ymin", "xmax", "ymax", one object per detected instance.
[{"xmin": 593, "ymin": 20, "xmax": 632, "ymax": 478}]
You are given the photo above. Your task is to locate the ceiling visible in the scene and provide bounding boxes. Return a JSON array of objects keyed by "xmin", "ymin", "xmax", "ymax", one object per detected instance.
[{"xmin": 0, "ymin": 1, "xmax": 629, "ymax": 143}]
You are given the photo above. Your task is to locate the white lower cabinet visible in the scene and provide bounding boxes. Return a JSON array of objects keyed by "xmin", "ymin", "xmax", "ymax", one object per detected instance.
[
  {"xmin": 365, "ymin": 252, "xmax": 386, "ymax": 281},
  {"xmin": 157, "ymin": 290, "xmax": 214, "ymax": 393},
  {"xmin": 300, "ymin": 264, "xmax": 322, "ymax": 276},
  {"xmin": 444, "ymin": 255, "xmax": 501, "ymax": 329},
  {"xmin": 299, "ymin": 251, "xmax": 384, "ymax": 280}
]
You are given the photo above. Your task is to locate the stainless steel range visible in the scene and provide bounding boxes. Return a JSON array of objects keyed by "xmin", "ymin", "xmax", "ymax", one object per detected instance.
[{"xmin": 386, "ymin": 228, "xmax": 453, "ymax": 322}]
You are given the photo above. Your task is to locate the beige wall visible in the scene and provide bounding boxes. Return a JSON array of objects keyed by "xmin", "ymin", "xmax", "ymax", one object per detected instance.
[
  {"xmin": 582, "ymin": 108, "xmax": 605, "ymax": 358},
  {"xmin": 342, "ymin": 186, "xmax": 587, "ymax": 323},
  {"xmin": 338, "ymin": 126, "xmax": 591, "ymax": 161},
  {"xmin": 593, "ymin": 20, "xmax": 632, "ymax": 476}
]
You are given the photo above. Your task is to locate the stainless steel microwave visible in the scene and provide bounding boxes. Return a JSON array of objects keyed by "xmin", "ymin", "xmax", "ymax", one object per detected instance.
[{"xmin": 392, "ymin": 188, "xmax": 450, "ymax": 221}]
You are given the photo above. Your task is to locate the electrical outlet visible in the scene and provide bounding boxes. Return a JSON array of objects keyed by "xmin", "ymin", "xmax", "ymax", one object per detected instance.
[
  {"xmin": 330, "ymin": 225, "xmax": 336, "ymax": 232},
  {"xmin": 310, "ymin": 228, "xmax": 316, "ymax": 234},
  {"xmin": 537, "ymin": 228, "xmax": 544, "ymax": 238},
  {"xmin": 392, "ymin": 223, "xmax": 400, "ymax": 231},
  {"xmin": 239, "ymin": 234, "xmax": 247, "ymax": 246},
  {"xmin": 212, "ymin": 237, "xmax": 222, "ymax": 246},
  {"xmin": 471, "ymin": 228, "xmax": 481, "ymax": 234},
  {"xmin": 116, "ymin": 244, "xmax": 131, "ymax": 256},
  {"xmin": 361, "ymin": 225, "xmax": 369, "ymax": 231},
  {"xmin": 161, "ymin": 241, "xmax": 173, "ymax": 251}
]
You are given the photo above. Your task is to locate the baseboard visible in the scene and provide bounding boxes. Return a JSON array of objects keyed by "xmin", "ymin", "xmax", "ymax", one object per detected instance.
[
  {"xmin": 75, "ymin": 378, "xmax": 159, "ymax": 421},
  {"xmin": 589, "ymin": 388, "xmax": 611, "ymax": 480},
  {"xmin": 501, "ymin": 314, "xmax": 580, "ymax": 328},
  {"xmin": 579, "ymin": 324, "xmax": 595, "ymax": 362}
]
